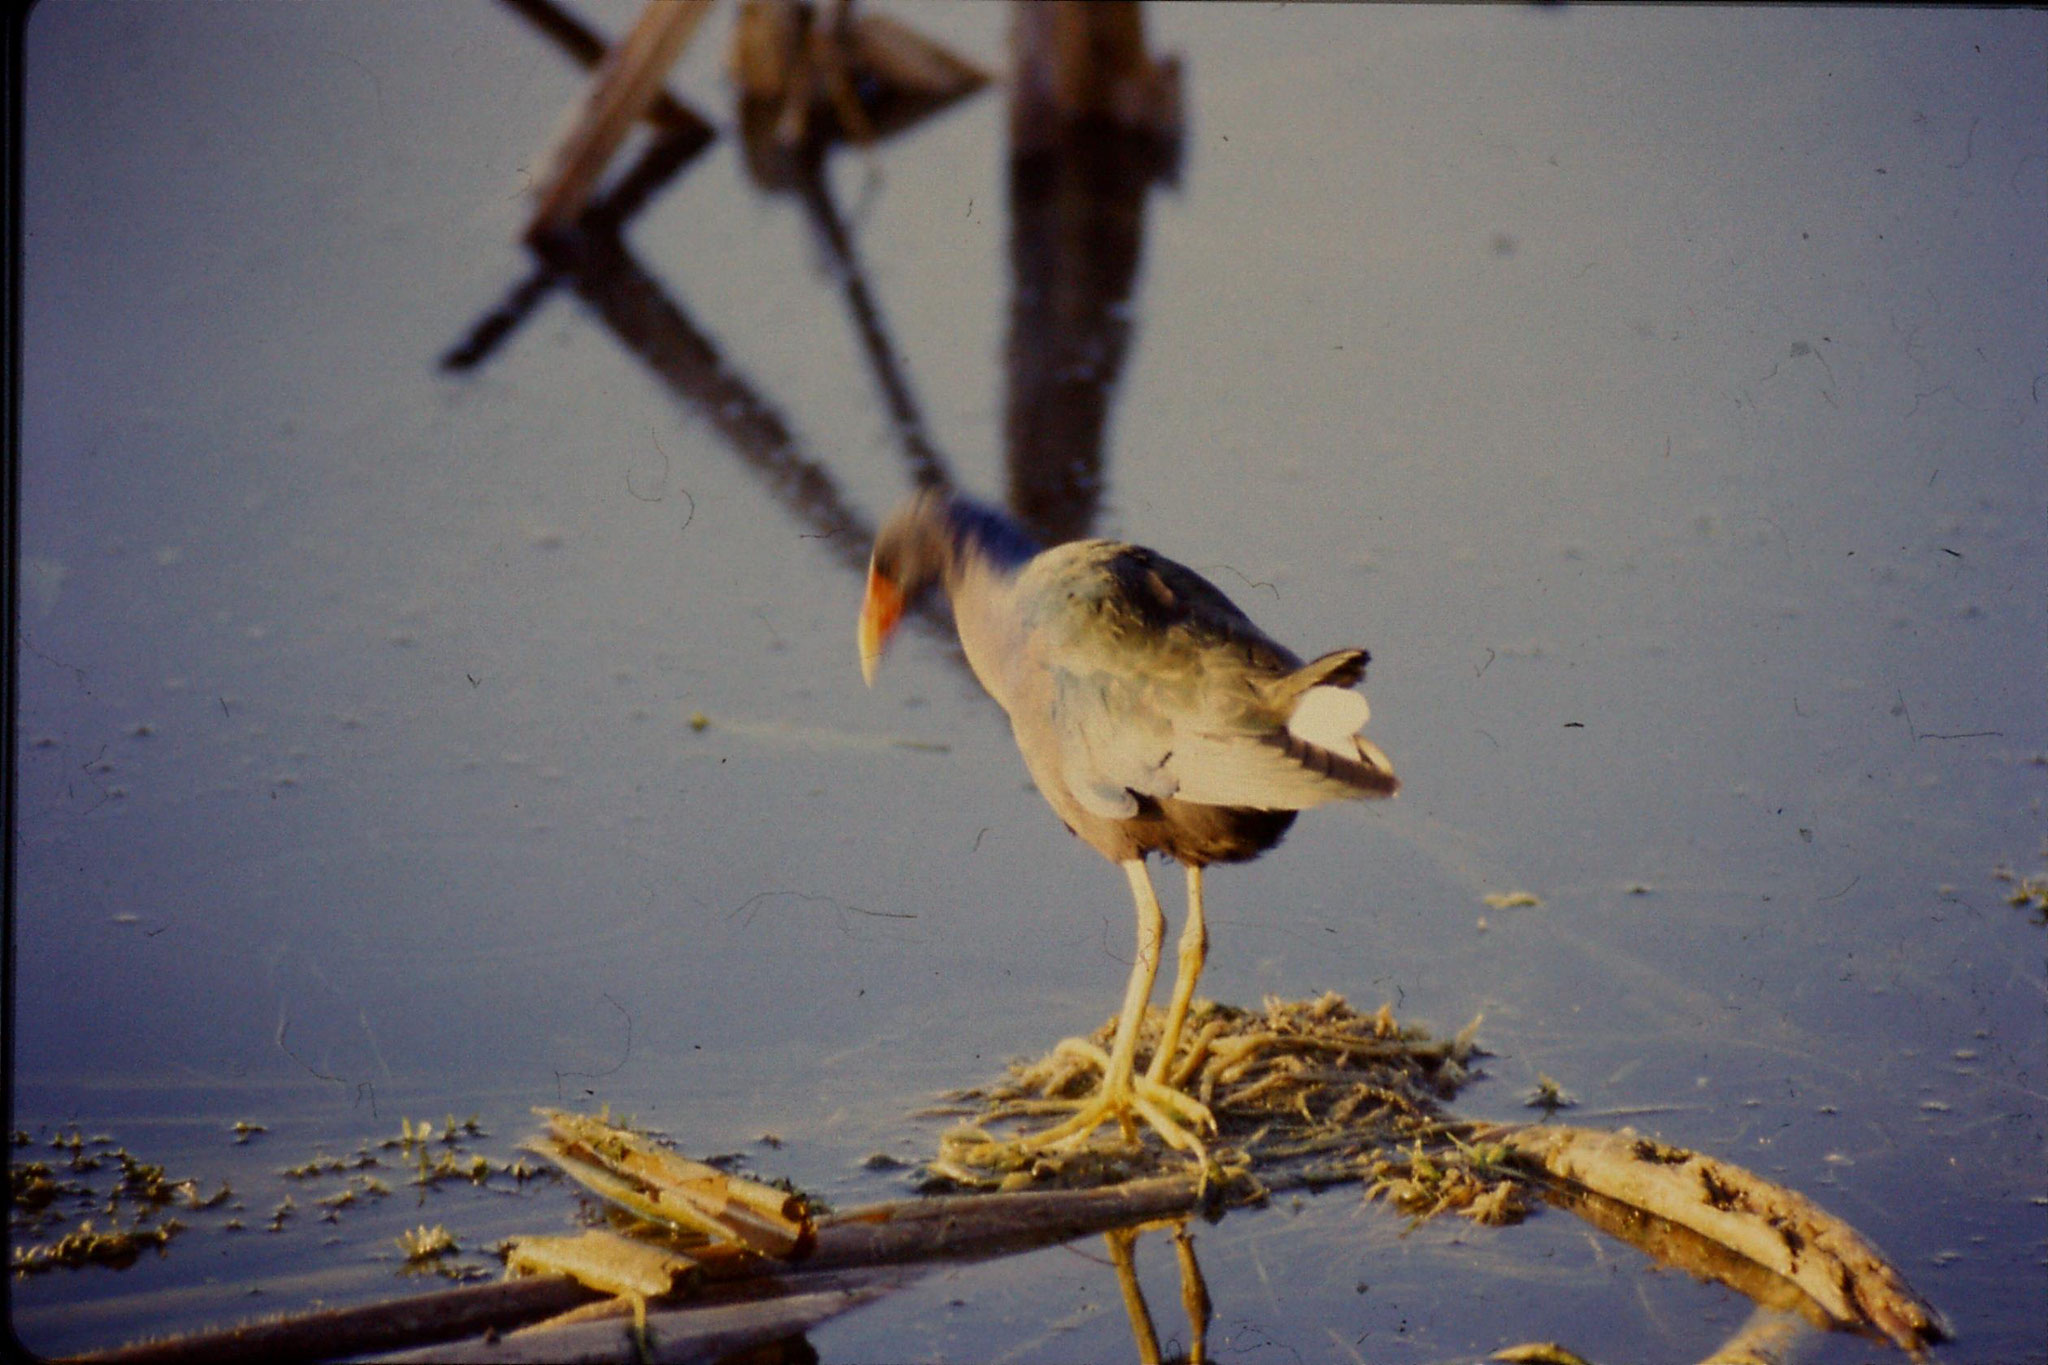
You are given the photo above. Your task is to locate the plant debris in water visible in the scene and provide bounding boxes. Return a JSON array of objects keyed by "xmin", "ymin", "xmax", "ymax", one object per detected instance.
[
  {"xmin": 929, "ymin": 991, "xmax": 1525, "ymax": 1223},
  {"xmin": 396, "ymin": 1223, "xmax": 459, "ymax": 1264},
  {"xmin": 8, "ymin": 1112, "xmax": 551, "ymax": 1285},
  {"xmin": 1366, "ymin": 1134, "xmax": 1530, "ymax": 1227},
  {"xmin": 1523, "ymin": 1072, "xmax": 1577, "ymax": 1113},
  {"xmin": 1993, "ymin": 864, "xmax": 2048, "ymax": 922},
  {"xmin": 525, "ymin": 1107, "xmax": 819, "ymax": 1258},
  {"xmin": 32, "ymin": 1003, "xmax": 1946, "ymax": 1362},
  {"xmin": 12, "ymin": 1220, "xmax": 185, "ymax": 1275},
  {"xmin": 10, "ymin": 1129, "xmax": 194, "ymax": 1276},
  {"xmin": 921, "ymin": 994, "xmax": 1943, "ymax": 1349}
]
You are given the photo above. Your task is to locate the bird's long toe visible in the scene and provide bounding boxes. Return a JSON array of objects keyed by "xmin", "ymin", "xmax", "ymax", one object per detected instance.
[
  {"xmin": 937, "ymin": 1036, "xmax": 1223, "ymax": 1180},
  {"xmin": 1007, "ymin": 1085, "xmax": 1208, "ymax": 1160},
  {"xmin": 1050, "ymin": 1037, "xmax": 1216, "ymax": 1135}
]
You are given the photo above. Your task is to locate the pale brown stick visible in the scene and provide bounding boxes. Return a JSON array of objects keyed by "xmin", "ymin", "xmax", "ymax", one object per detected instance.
[
  {"xmin": 527, "ymin": 0, "xmax": 713, "ymax": 240},
  {"xmin": 497, "ymin": 0, "xmax": 713, "ymax": 139},
  {"xmin": 1493, "ymin": 1124, "xmax": 1949, "ymax": 1354}
]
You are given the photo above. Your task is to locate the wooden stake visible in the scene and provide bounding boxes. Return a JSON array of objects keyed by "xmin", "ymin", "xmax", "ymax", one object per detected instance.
[
  {"xmin": 527, "ymin": 0, "xmax": 713, "ymax": 241},
  {"xmin": 498, "ymin": 0, "xmax": 713, "ymax": 139},
  {"xmin": 1010, "ymin": 0, "xmax": 1180, "ymax": 149}
]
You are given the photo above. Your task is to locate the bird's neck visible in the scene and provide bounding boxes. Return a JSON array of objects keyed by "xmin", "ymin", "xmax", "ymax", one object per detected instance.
[
  {"xmin": 940, "ymin": 497, "xmax": 1038, "ymax": 581},
  {"xmin": 934, "ymin": 499, "xmax": 1039, "ymax": 708},
  {"xmin": 949, "ymin": 552, "xmax": 1030, "ymax": 708}
]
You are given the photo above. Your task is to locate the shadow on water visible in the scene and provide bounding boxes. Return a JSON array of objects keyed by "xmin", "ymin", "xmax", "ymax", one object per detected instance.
[{"xmin": 446, "ymin": 0, "xmax": 1183, "ymax": 571}]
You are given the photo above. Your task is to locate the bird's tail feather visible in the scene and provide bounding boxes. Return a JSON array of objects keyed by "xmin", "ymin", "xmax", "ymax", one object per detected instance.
[
  {"xmin": 1269, "ymin": 650, "xmax": 1397, "ymax": 799},
  {"xmin": 1277, "ymin": 648, "xmax": 1369, "ymax": 700},
  {"xmin": 1266, "ymin": 729, "xmax": 1400, "ymax": 797}
]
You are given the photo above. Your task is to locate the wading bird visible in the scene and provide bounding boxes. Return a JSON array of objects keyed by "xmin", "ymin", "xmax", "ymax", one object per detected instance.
[{"xmin": 858, "ymin": 490, "xmax": 1398, "ymax": 1159}]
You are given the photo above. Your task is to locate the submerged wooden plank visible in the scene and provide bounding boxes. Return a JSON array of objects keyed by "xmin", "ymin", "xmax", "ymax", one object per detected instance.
[{"xmin": 61, "ymin": 1276, "xmax": 599, "ymax": 1365}]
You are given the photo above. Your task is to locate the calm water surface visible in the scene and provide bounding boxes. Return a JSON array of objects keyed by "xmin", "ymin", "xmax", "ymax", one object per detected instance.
[{"xmin": 12, "ymin": 3, "xmax": 2045, "ymax": 1360}]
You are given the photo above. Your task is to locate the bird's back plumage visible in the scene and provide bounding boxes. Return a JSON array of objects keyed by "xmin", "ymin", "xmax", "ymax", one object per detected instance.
[{"xmin": 869, "ymin": 494, "xmax": 1397, "ymax": 868}]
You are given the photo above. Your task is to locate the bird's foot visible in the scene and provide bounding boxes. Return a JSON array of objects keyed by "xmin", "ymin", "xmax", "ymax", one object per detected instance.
[
  {"xmin": 1042, "ymin": 1037, "xmax": 1216, "ymax": 1141},
  {"xmin": 964, "ymin": 1037, "xmax": 1213, "ymax": 1164}
]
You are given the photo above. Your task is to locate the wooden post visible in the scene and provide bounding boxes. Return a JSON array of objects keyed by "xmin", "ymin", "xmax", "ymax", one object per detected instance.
[
  {"xmin": 1010, "ymin": 0, "xmax": 1180, "ymax": 151},
  {"xmin": 527, "ymin": 0, "xmax": 714, "ymax": 241},
  {"xmin": 498, "ymin": 0, "xmax": 715, "ymax": 139}
]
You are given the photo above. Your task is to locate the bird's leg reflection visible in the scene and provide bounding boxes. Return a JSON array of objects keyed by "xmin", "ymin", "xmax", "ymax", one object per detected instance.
[
  {"xmin": 1106, "ymin": 1219, "xmax": 1211, "ymax": 1365},
  {"xmin": 1172, "ymin": 1222, "xmax": 1213, "ymax": 1364},
  {"xmin": 1107, "ymin": 1226, "xmax": 1162, "ymax": 1364},
  {"xmin": 1146, "ymin": 864, "xmax": 1208, "ymax": 1090}
]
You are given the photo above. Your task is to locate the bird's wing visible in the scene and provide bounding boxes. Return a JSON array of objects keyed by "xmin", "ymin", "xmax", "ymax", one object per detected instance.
[
  {"xmin": 1049, "ymin": 668, "xmax": 1169, "ymax": 819},
  {"xmin": 1159, "ymin": 712, "xmax": 1390, "ymax": 809},
  {"xmin": 1019, "ymin": 544, "xmax": 1390, "ymax": 815}
]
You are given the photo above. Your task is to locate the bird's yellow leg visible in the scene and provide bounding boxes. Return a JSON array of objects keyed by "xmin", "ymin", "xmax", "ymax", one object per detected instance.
[
  {"xmin": 1010, "ymin": 861, "xmax": 1214, "ymax": 1156},
  {"xmin": 1100, "ymin": 857, "xmax": 1164, "ymax": 1124},
  {"xmin": 1145, "ymin": 863, "xmax": 1207, "ymax": 1088},
  {"xmin": 1011, "ymin": 859, "xmax": 1160, "ymax": 1148}
]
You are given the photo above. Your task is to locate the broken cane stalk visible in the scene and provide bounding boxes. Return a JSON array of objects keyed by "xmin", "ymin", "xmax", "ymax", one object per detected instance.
[
  {"xmin": 535, "ymin": 1109, "xmax": 813, "ymax": 1258},
  {"xmin": 527, "ymin": 0, "xmax": 713, "ymax": 239},
  {"xmin": 1492, "ymin": 1124, "xmax": 1949, "ymax": 1354}
]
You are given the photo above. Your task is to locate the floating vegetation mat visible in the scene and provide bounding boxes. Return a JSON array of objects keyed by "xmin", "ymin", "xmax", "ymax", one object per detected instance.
[
  {"xmin": 926, "ymin": 990, "xmax": 1525, "ymax": 1223},
  {"xmin": 917, "ymin": 992, "xmax": 1946, "ymax": 1357},
  {"xmin": 11, "ymin": 1130, "xmax": 199, "ymax": 1276}
]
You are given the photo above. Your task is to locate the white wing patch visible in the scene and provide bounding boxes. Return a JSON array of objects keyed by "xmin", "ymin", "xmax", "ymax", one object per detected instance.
[{"xmin": 1286, "ymin": 685, "xmax": 1369, "ymax": 751}]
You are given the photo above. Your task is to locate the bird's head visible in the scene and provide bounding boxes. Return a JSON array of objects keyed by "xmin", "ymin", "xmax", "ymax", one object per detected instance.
[{"xmin": 858, "ymin": 490, "xmax": 952, "ymax": 686}]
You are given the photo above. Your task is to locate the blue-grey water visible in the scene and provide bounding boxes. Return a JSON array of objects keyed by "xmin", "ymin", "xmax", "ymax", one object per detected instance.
[{"xmin": 12, "ymin": 3, "xmax": 2044, "ymax": 1360}]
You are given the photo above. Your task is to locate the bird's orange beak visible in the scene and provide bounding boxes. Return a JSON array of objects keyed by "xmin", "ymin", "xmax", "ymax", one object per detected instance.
[{"xmin": 858, "ymin": 563, "xmax": 904, "ymax": 687}]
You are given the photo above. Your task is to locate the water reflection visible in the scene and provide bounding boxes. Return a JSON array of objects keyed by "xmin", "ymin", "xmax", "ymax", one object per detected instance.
[
  {"xmin": 1086, "ymin": 1188, "xmax": 1834, "ymax": 1365},
  {"xmin": 449, "ymin": 0, "xmax": 1189, "ymax": 572},
  {"xmin": 443, "ymin": 117, "xmax": 877, "ymax": 575},
  {"xmin": 1004, "ymin": 62, "xmax": 1180, "ymax": 544},
  {"xmin": 1105, "ymin": 1220, "xmax": 1211, "ymax": 1365},
  {"xmin": 440, "ymin": 120, "xmax": 715, "ymax": 373}
]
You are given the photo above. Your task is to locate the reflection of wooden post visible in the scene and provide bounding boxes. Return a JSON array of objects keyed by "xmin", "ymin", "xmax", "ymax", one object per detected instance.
[
  {"xmin": 528, "ymin": 0, "xmax": 714, "ymax": 241},
  {"xmin": 732, "ymin": 0, "xmax": 989, "ymax": 183},
  {"xmin": 1011, "ymin": 1, "xmax": 1180, "ymax": 151},
  {"xmin": 1002, "ymin": 2, "xmax": 1181, "ymax": 545},
  {"xmin": 499, "ymin": 0, "xmax": 715, "ymax": 140}
]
